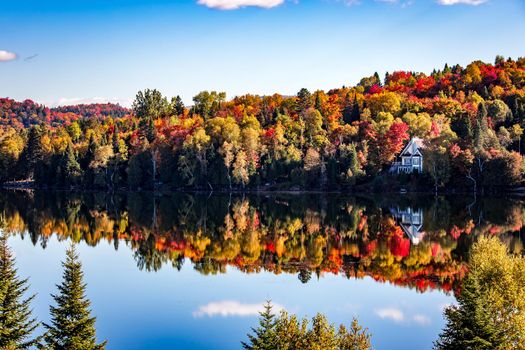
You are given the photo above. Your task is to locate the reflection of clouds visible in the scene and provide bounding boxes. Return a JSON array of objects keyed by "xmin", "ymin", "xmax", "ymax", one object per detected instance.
[
  {"xmin": 375, "ymin": 308, "xmax": 404, "ymax": 322},
  {"xmin": 193, "ymin": 301, "xmax": 284, "ymax": 318},
  {"xmin": 375, "ymin": 308, "xmax": 431, "ymax": 326},
  {"xmin": 412, "ymin": 314, "xmax": 431, "ymax": 326},
  {"xmin": 342, "ymin": 303, "xmax": 362, "ymax": 314}
]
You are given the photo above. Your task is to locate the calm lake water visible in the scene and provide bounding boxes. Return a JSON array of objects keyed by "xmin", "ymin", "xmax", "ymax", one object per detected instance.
[{"xmin": 3, "ymin": 191, "xmax": 524, "ymax": 349}]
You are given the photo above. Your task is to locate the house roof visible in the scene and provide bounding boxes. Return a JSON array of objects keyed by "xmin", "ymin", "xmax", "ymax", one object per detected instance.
[{"xmin": 400, "ymin": 137, "xmax": 425, "ymax": 157}]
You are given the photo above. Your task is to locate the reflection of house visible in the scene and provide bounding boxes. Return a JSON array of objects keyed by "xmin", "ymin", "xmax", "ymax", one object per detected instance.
[
  {"xmin": 390, "ymin": 137, "xmax": 424, "ymax": 174},
  {"xmin": 390, "ymin": 206, "xmax": 425, "ymax": 245}
]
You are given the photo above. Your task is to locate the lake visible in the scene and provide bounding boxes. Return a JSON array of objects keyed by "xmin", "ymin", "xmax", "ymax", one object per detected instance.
[{"xmin": 3, "ymin": 190, "xmax": 524, "ymax": 349}]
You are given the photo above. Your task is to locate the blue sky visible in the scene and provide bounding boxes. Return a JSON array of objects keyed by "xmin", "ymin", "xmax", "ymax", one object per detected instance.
[{"xmin": 1, "ymin": 0, "xmax": 524, "ymax": 106}]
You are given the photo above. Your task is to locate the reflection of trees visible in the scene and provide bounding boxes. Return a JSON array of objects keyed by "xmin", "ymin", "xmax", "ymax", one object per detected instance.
[{"xmin": 1, "ymin": 191, "xmax": 524, "ymax": 294}]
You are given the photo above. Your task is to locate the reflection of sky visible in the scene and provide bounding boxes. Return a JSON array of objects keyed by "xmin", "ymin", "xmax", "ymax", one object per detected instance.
[{"xmin": 10, "ymin": 235, "xmax": 454, "ymax": 350}]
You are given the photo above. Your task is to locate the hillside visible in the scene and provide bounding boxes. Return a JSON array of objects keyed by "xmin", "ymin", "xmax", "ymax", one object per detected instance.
[
  {"xmin": 0, "ymin": 98, "xmax": 130, "ymax": 128},
  {"xmin": 1, "ymin": 56, "xmax": 524, "ymax": 192}
]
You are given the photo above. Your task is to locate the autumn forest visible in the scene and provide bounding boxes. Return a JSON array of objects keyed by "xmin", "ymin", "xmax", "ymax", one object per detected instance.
[{"xmin": 1, "ymin": 56, "xmax": 525, "ymax": 193}]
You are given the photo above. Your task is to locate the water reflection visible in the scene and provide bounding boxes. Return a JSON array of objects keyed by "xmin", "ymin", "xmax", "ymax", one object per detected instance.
[{"xmin": 2, "ymin": 191, "xmax": 524, "ymax": 295}]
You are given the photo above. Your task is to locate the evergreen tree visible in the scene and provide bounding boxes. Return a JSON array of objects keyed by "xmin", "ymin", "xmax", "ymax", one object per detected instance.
[
  {"xmin": 132, "ymin": 89, "xmax": 169, "ymax": 120},
  {"xmin": 298, "ymin": 269, "xmax": 312, "ymax": 284},
  {"xmin": 342, "ymin": 93, "xmax": 353, "ymax": 125},
  {"xmin": 337, "ymin": 319, "xmax": 372, "ymax": 350},
  {"xmin": 112, "ymin": 126, "xmax": 120, "ymax": 154},
  {"xmin": 343, "ymin": 93, "xmax": 360, "ymax": 124},
  {"xmin": 171, "ymin": 95, "xmax": 185, "ymax": 116},
  {"xmin": 139, "ymin": 116, "xmax": 156, "ymax": 143},
  {"xmin": 0, "ymin": 233, "xmax": 40, "ymax": 349},
  {"xmin": 297, "ymin": 88, "xmax": 312, "ymax": 114},
  {"xmin": 82, "ymin": 135, "xmax": 98, "ymax": 169},
  {"xmin": 350, "ymin": 94, "xmax": 360, "ymax": 123},
  {"xmin": 435, "ymin": 236, "xmax": 525, "ymax": 350},
  {"xmin": 314, "ymin": 92, "xmax": 323, "ymax": 112},
  {"xmin": 482, "ymin": 86, "xmax": 490, "ymax": 100},
  {"xmin": 473, "ymin": 103, "xmax": 489, "ymax": 150},
  {"xmin": 373, "ymin": 72, "xmax": 381, "ymax": 86},
  {"xmin": 60, "ymin": 143, "xmax": 82, "ymax": 186},
  {"xmin": 19, "ymin": 126, "xmax": 44, "ymax": 179},
  {"xmin": 242, "ymin": 301, "xmax": 277, "ymax": 350},
  {"xmin": 41, "ymin": 245, "xmax": 106, "ymax": 350}
]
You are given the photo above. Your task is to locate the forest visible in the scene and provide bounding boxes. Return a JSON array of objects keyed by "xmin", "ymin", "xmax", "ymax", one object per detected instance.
[{"xmin": 1, "ymin": 56, "xmax": 525, "ymax": 192}]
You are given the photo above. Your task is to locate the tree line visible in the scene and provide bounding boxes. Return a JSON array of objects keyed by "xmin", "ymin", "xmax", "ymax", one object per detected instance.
[
  {"xmin": 1, "ymin": 56, "xmax": 525, "ymax": 192},
  {"xmin": 242, "ymin": 302, "xmax": 372, "ymax": 350},
  {"xmin": 2, "ymin": 190, "xmax": 524, "ymax": 293},
  {"xmin": 0, "ymin": 231, "xmax": 106, "ymax": 349}
]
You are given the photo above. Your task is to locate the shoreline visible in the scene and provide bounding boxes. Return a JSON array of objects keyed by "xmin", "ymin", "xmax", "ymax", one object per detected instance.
[{"xmin": 2, "ymin": 183, "xmax": 524, "ymax": 197}]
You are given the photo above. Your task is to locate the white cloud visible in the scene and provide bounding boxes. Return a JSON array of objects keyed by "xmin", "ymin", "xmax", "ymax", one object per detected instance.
[
  {"xmin": 375, "ymin": 308, "xmax": 404, "ymax": 322},
  {"xmin": 197, "ymin": 0, "xmax": 285, "ymax": 9},
  {"xmin": 412, "ymin": 314, "xmax": 431, "ymax": 326},
  {"xmin": 437, "ymin": 0, "xmax": 487, "ymax": 5},
  {"xmin": 0, "ymin": 50, "xmax": 17, "ymax": 62},
  {"xmin": 43, "ymin": 97, "xmax": 133, "ymax": 108},
  {"xmin": 193, "ymin": 301, "xmax": 285, "ymax": 317},
  {"xmin": 376, "ymin": 307, "xmax": 432, "ymax": 326}
]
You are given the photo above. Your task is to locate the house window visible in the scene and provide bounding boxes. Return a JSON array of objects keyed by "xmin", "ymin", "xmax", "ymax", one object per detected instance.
[
  {"xmin": 413, "ymin": 157, "xmax": 420, "ymax": 165},
  {"xmin": 402, "ymin": 157, "xmax": 411, "ymax": 165}
]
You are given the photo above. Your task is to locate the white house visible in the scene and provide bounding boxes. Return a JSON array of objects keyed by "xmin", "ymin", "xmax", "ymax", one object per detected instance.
[
  {"xmin": 390, "ymin": 137, "xmax": 425, "ymax": 174},
  {"xmin": 389, "ymin": 206, "xmax": 425, "ymax": 245}
]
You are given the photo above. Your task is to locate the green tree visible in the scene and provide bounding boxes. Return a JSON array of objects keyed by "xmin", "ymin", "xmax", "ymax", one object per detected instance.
[
  {"xmin": 60, "ymin": 143, "xmax": 82, "ymax": 186},
  {"xmin": 243, "ymin": 302, "xmax": 372, "ymax": 350},
  {"xmin": 0, "ymin": 233, "xmax": 40, "ymax": 349},
  {"xmin": 297, "ymin": 88, "xmax": 312, "ymax": 114},
  {"xmin": 435, "ymin": 236, "xmax": 525, "ymax": 350},
  {"xmin": 275, "ymin": 310, "xmax": 308, "ymax": 350},
  {"xmin": 42, "ymin": 245, "xmax": 106, "ymax": 350},
  {"xmin": 307, "ymin": 314, "xmax": 338, "ymax": 350},
  {"xmin": 19, "ymin": 126, "xmax": 44, "ymax": 179},
  {"xmin": 242, "ymin": 301, "xmax": 277, "ymax": 350},
  {"xmin": 132, "ymin": 89, "xmax": 169, "ymax": 120},
  {"xmin": 337, "ymin": 319, "xmax": 372, "ymax": 350},
  {"xmin": 424, "ymin": 145, "xmax": 451, "ymax": 194},
  {"xmin": 171, "ymin": 95, "xmax": 185, "ymax": 116},
  {"xmin": 192, "ymin": 91, "xmax": 226, "ymax": 120},
  {"xmin": 139, "ymin": 116, "xmax": 156, "ymax": 143}
]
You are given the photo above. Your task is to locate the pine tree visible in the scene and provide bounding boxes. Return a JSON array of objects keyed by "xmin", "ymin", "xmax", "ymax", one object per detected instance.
[
  {"xmin": 473, "ymin": 103, "xmax": 489, "ymax": 151},
  {"xmin": 0, "ymin": 232, "xmax": 40, "ymax": 349},
  {"xmin": 60, "ymin": 143, "xmax": 82, "ymax": 186},
  {"xmin": 434, "ymin": 236, "xmax": 525, "ymax": 350},
  {"xmin": 373, "ymin": 72, "xmax": 381, "ymax": 86},
  {"xmin": 342, "ymin": 93, "xmax": 353, "ymax": 125},
  {"xmin": 42, "ymin": 244, "xmax": 106, "ymax": 350},
  {"xmin": 20, "ymin": 126, "xmax": 44, "ymax": 179},
  {"xmin": 242, "ymin": 301, "xmax": 277, "ymax": 350},
  {"xmin": 139, "ymin": 116, "xmax": 156, "ymax": 143},
  {"xmin": 342, "ymin": 94, "xmax": 360, "ymax": 125},
  {"xmin": 112, "ymin": 126, "xmax": 120, "ymax": 154},
  {"xmin": 314, "ymin": 92, "xmax": 323, "ymax": 112},
  {"xmin": 171, "ymin": 95, "xmax": 185, "ymax": 116},
  {"xmin": 350, "ymin": 94, "xmax": 360, "ymax": 123},
  {"xmin": 297, "ymin": 88, "xmax": 312, "ymax": 114},
  {"xmin": 84, "ymin": 135, "xmax": 98, "ymax": 168}
]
